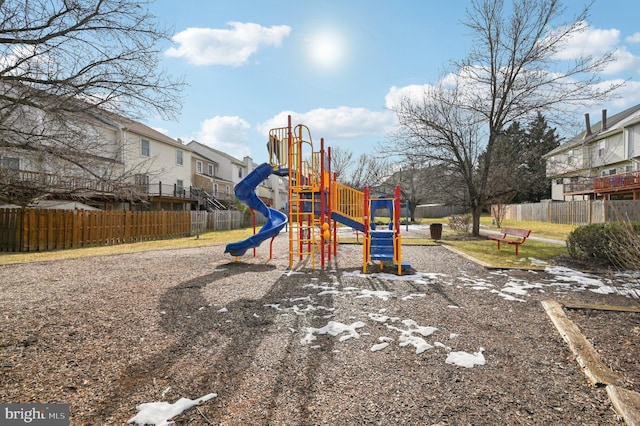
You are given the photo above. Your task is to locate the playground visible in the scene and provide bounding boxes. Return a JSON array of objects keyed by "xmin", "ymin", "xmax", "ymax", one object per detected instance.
[
  {"xmin": 1, "ymin": 119, "xmax": 639, "ymax": 424},
  {"xmin": 0, "ymin": 232, "xmax": 638, "ymax": 424},
  {"xmin": 224, "ymin": 116, "xmax": 407, "ymax": 275}
]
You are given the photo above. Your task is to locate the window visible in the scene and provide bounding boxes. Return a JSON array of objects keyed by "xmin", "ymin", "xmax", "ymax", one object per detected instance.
[
  {"xmin": 0, "ymin": 156, "xmax": 19, "ymax": 169},
  {"xmin": 238, "ymin": 167, "xmax": 243, "ymax": 179},
  {"xmin": 628, "ymin": 129, "xmax": 635, "ymax": 158},
  {"xmin": 208, "ymin": 164, "xmax": 214, "ymax": 176},
  {"xmin": 214, "ymin": 183, "xmax": 218, "ymax": 196},
  {"xmin": 176, "ymin": 179, "xmax": 184, "ymax": 195},
  {"xmin": 176, "ymin": 150, "xmax": 183, "ymax": 166},
  {"xmin": 0, "ymin": 156, "xmax": 19, "ymax": 179},
  {"xmin": 556, "ymin": 178, "xmax": 564, "ymax": 185},
  {"xmin": 134, "ymin": 174, "xmax": 149, "ymax": 186},
  {"xmin": 598, "ymin": 140, "xmax": 606, "ymax": 157},
  {"xmin": 226, "ymin": 185, "xmax": 230, "ymax": 195},
  {"xmin": 141, "ymin": 139, "xmax": 150, "ymax": 157},
  {"xmin": 196, "ymin": 160, "xmax": 202, "ymax": 173},
  {"xmin": 567, "ymin": 149, "xmax": 574, "ymax": 165}
]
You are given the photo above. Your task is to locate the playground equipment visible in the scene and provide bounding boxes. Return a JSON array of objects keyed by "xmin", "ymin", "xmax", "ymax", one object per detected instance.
[
  {"xmin": 223, "ymin": 163, "xmax": 288, "ymax": 257},
  {"xmin": 225, "ymin": 115, "xmax": 405, "ymax": 275}
]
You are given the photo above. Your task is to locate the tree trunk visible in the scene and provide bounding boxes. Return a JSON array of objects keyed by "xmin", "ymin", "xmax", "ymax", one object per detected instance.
[
  {"xmin": 471, "ymin": 204, "xmax": 483, "ymax": 237},
  {"xmin": 409, "ymin": 202, "xmax": 417, "ymax": 223}
]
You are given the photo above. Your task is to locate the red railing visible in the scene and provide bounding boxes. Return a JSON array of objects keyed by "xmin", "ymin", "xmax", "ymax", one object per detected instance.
[{"xmin": 594, "ymin": 170, "xmax": 640, "ymax": 191}]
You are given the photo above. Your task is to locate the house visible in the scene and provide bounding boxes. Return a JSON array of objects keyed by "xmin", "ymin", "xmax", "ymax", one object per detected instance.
[
  {"xmin": 544, "ymin": 104, "xmax": 640, "ymax": 201},
  {"xmin": 0, "ymin": 82, "xmax": 287, "ymax": 212},
  {"xmin": 117, "ymin": 116, "xmax": 194, "ymax": 211},
  {"xmin": 0, "ymin": 100, "xmax": 196, "ymax": 211},
  {"xmin": 187, "ymin": 140, "xmax": 288, "ymax": 212}
]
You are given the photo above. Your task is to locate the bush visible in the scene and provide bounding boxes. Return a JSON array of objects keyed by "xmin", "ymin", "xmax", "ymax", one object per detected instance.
[
  {"xmin": 448, "ymin": 214, "xmax": 472, "ymax": 233},
  {"xmin": 566, "ymin": 221, "xmax": 640, "ymax": 269}
]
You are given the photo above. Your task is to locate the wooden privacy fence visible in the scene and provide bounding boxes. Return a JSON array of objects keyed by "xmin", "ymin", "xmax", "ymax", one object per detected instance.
[
  {"xmin": 0, "ymin": 209, "xmax": 260, "ymax": 252},
  {"xmin": 0, "ymin": 209, "xmax": 191, "ymax": 252},
  {"xmin": 500, "ymin": 200, "xmax": 640, "ymax": 225},
  {"xmin": 190, "ymin": 210, "xmax": 253, "ymax": 235}
]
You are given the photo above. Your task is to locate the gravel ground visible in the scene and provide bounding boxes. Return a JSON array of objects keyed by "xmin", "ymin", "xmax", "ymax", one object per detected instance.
[{"xmin": 1, "ymin": 227, "xmax": 639, "ymax": 425}]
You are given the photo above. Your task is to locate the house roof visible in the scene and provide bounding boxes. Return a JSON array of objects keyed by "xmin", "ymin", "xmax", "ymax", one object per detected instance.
[
  {"xmin": 116, "ymin": 115, "xmax": 186, "ymax": 149},
  {"xmin": 544, "ymin": 103, "xmax": 640, "ymax": 157},
  {"xmin": 186, "ymin": 140, "xmax": 247, "ymax": 165}
]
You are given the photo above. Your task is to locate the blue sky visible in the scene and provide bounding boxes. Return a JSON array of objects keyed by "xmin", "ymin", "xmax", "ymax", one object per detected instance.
[{"xmin": 147, "ymin": 0, "xmax": 640, "ymax": 164}]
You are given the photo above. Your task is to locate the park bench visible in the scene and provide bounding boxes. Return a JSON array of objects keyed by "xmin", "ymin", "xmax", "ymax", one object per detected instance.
[{"xmin": 489, "ymin": 227, "xmax": 531, "ymax": 255}]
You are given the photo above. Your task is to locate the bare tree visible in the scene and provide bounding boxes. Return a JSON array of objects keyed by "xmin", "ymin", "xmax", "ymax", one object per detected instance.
[
  {"xmin": 391, "ymin": 0, "xmax": 620, "ymax": 236},
  {"xmin": 377, "ymin": 159, "xmax": 437, "ymax": 223},
  {"xmin": 346, "ymin": 152, "xmax": 389, "ymax": 191},
  {"xmin": 0, "ymin": 0, "xmax": 184, "ymax": 206},
  {"xmin": 327, "ymin": 145, "xmax": 353, "ymax": 180}
]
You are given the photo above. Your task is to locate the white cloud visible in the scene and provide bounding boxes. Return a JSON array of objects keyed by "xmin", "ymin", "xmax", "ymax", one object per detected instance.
[
  {"xmin": 626, "ymin": 33, "xmax": 640, "ymax": 44},
  {"xmin": 384, "ymin": 84, "xmax": 432, "ymax": 110},
  {"xmin": 597, "ymin": 79, "xmax": 640, "ymax": 110},
  {"xmin": 552, "ymin": 21, "xmax": 620, "ymax": 60},
  {"xmin": 194, "ymin": 116, "xmax": 251, "ymax": 158},
  {"xmin": 166, "ymin": 22, "xmax": 291, "ymax": 66},
  {"xmin": 550, "ymin": 22, "xmax": 640, "ymax": 76},
  {"xmin": 258, "ymin": 107, "xmax": 397, "ymax": 142},
  {"xmin": 601, "ymin": 48, "xmax": 640, "ymax": 75}
]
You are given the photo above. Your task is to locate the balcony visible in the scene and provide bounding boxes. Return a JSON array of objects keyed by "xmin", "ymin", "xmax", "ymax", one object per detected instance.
[
  {"xmin": 594, "ymin": 170, "xmax": 640, "ymax": 192},
  {"xmin": 1, "ymin": 167, "xmax": 119, "ymax": 194},
  {"xmin": 563, "ymin": 170, "xmax": 640, "ymax": 199},
  {"xmin": 0, "ymin": 167, "xmax": 196, "ymax": 201}
]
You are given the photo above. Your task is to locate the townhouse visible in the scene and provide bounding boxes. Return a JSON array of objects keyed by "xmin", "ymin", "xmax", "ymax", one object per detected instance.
[
  {"xmin": 544, "ymin": 104, "xmax": 640, "ymax": 200},
  {"xmin": 0, "ymin": 103, "xmax": 286, "ymax": 212}
]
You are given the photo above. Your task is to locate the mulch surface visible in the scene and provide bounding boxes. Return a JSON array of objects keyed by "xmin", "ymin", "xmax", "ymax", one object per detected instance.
[{"xmin": 0, "ymin": 233, "xmax": 638, "ymax": 425}]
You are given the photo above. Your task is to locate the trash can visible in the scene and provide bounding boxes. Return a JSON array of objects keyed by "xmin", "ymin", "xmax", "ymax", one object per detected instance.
[{"xmin": 430, "ymin": 223, "xmax": 443, "ymax": 240}]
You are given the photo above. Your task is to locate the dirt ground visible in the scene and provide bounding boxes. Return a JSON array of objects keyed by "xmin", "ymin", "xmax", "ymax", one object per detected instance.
[{"xmin": 0, "ymin": 231, "xmax": 639, "ymax": 425}]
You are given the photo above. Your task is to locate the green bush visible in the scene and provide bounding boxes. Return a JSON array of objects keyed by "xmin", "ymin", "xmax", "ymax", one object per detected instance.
[{"xmin": 566, "ymin": 221, "xmax": 640, "ymax": 269}]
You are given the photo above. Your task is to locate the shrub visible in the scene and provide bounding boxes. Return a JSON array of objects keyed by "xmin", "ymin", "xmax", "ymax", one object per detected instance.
[
  {"xmin": 566, "ymin": 221, "xmax": 640, "ymax": 269},
  {"xmin": 448, "ymin": 214, "xmax": 472, "ymax": 233}
]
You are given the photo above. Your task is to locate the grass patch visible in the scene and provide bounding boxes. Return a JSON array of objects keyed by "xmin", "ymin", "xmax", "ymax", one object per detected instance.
[
  {"xmin": 480, "ymin": 217, "xmax": 577, "ymax": 241},
  {"xmin": 444, "ymin": 239, "xmax": 568, "ymax": 269},
  {"xmin": 0, "ymin": 228, "xmax": 255, "ymax": 265}
]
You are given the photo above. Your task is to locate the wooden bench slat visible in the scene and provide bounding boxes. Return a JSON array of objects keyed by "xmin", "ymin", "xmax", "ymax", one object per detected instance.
[{"xmin": 489, "ymin": 227, "xmax": 531, "ymax": 255}]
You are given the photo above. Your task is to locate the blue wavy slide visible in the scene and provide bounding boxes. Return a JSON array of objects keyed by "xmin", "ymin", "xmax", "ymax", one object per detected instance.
[{"xmin": 224, "ymin": 163, "xmax": 288, "ymax": 257}]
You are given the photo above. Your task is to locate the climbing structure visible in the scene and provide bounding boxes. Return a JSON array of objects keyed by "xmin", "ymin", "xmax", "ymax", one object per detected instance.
[{"xmin": 264, "ymin": 115, "xmax": 404, "ymax": 274}]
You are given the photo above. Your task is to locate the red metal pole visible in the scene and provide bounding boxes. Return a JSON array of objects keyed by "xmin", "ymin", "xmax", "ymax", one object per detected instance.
[
  {"xmin": 327, "ymin": 146, "xmax": 332, "ymax": 262},
  {"xmin": 269, "ymin": 236, "xmax": 275, "ymax": 259},
  {"xmin": 364, "ymin": 186, "xmax": 370, "ymax": 264},
  {"xmin": 320, "ymin": 138, "xmax": 325, "ymax": 267}
]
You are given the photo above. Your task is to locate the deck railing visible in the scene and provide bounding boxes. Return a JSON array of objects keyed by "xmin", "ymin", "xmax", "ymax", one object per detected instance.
[{"xmin": 594, "ymin": 170, "xmax": 640, "ymax": 190}]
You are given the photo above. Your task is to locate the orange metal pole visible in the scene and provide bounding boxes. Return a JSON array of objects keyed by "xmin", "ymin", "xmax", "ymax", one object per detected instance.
[{"xmin": 288, "ymin": 115, "xmax": 294, "ymax": 269}]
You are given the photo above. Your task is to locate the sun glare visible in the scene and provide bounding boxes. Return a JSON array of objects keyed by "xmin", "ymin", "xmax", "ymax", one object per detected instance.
[{"xmin": 307, "ymin": 31, "xmax": 345, "ymax": 70}]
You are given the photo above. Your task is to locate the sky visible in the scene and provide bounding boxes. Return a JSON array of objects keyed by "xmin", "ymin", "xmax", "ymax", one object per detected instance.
[
  {"xmin": 146, "ymin": 0, "xmax": 640, "ymax": 165},
  {"xmin": 127, "ymin": 224, "xmax": 640, "ymax": 425}
]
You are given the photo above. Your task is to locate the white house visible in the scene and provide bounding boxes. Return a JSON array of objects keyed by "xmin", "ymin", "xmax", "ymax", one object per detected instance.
[
  {"xmin": 186, "ymin": 140, "xmax": 288, "ymax": 211},
  {"xmin": 544, "ymin": 104, "xmax": 640, "ymax": 200}
]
